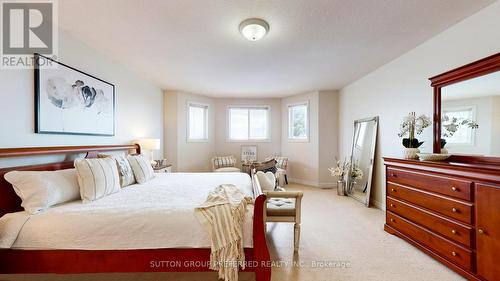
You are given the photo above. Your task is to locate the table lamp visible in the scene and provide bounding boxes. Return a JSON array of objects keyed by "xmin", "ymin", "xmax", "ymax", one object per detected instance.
[{"xmin": 140, "ymin": 138, "xmax": 160, "ymax": 165}]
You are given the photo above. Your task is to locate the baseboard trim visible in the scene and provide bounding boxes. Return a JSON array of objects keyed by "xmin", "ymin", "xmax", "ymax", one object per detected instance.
[
  {"xmin": 318, "ymin": 182, "xmax": 335, "ymax": 189},
  {"xmin": 288, "ymin": 178, "xmax": 336, "ymax": 189},
  {"xmin": 371, "ymin": 199, "xmax": 385, "ymax": 210},
  {"xmin": 288, "ymin": 178, "xmax": 319, "ymax": 187}
]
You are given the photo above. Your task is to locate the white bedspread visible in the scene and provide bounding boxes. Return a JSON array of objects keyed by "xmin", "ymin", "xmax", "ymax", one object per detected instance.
[{"xmin": 0, "ymin": 172, "xmax": 254, "ymax": 250}]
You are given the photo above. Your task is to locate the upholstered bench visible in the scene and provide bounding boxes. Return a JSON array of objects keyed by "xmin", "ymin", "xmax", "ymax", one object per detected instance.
[{"xmin": 265, "ymin": 188, "xmax": 303, "ymax": 252}]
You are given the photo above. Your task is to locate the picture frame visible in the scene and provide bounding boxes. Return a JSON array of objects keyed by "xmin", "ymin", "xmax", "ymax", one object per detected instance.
[
  {"xmin": 241, "ymin": 145, "xmax": 258, "ymax": 163},
  {"xmin": 34, "ymin": 53, "xmax": 115, "ymax": 136}
]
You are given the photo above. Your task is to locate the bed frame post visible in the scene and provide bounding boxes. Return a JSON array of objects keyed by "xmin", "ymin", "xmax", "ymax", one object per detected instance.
[{"xmin": 251, "ymin": 169, "xmax": 271, "ymax": 281}]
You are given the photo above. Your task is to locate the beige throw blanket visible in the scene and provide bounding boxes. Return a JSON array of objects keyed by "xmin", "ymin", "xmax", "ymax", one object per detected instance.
[{"xmin": 194, "ymin": 184, "xmax": 253, "ymax": 281}]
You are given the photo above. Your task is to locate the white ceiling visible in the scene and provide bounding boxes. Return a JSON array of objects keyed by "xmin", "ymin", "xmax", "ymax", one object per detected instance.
[{"xmin": 58, "ymin": 0, "xmax": 495, "ymax": 98}]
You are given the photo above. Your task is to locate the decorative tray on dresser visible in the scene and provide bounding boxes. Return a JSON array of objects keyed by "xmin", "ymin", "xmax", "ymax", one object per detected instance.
[{"xmin": 383, "ymin": 157, "xmax": 500, "ymax": 281}]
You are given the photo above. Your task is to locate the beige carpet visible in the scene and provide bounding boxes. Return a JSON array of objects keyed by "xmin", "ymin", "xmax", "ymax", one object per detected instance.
[{"xmin": 1, "ymin": 184, "xmax": 464, "ymax": 281}]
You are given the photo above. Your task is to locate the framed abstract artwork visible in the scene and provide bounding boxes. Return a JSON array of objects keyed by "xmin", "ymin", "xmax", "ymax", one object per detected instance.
[{"xmin": 34, "ymin": 53, "xmax": 115, "ymax": 136}]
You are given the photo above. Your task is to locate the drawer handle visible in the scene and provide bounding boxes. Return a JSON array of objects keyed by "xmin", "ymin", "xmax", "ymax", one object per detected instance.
[
  {"xmin": 452, "ymin": 207, "xmax": 458, "ymax": 213},
  {"xmin": 451, "ymin": 229, "xmax": 457, "ymax": 234},
  {"xmin": 478, "ymin": 229, "xmax": 485, "ymax": 235},
  {"xmin": 391, "ymin": 173, "xmax": 397, "ymax": 177},
  {"xmin": 390, "ymin": 218, "xmax": 395, "ymax": 222},
  {"xmin": 451, "ymin": 251, "xmax": 457, "ymax": 257},
  {"xmin": 391, "ymin": 188, "xmax": 396, "ymax": 192},
  {"xmin": 390, "ymin": 203, "xmax": 395, "ymax": 207},
  {"xmin": 451, "ymin": 186, "xmax": 457, "ymax": 191}
]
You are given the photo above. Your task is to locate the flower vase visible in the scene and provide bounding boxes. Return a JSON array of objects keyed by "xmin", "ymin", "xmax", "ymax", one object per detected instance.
[
  {"xmin": 404, "ymin": 148, "xmax": 420, "ymax": 159},
  {"xmin": 337, "ymin": 180, "xmax": 345, "ymax": 196}
]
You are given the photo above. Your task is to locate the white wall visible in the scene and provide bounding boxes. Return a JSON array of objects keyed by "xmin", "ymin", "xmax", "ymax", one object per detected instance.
[
  {"xmin": 214, "ymin": 98, "xmax": 282, "ymax": 165},
  {"xmin": 318, "ymin": 91, "xmax": 339, "ymax": 186},
  {"xmin": 0, "ymin": 30, "xmax": 163, "ymax": 168},
  {"xmin": 280, "ymin": 90, "xmax": 339, "ymax": 187},
  {"xmin": 164, "ymin": 91, "xmax": 215, "ymax": 172},
  {"xmin": 339, "ymin": 1, "xmax": 500, "ymax": 209},
  {"xmin": 281, "ymin": 92, "xmax": 320, "ymax": 185}
]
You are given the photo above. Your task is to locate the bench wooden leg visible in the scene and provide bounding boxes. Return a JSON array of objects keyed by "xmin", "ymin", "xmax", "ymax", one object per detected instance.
[{"xmin": 294, "ymin": 223, "xmax": 300, "ymax": 252}]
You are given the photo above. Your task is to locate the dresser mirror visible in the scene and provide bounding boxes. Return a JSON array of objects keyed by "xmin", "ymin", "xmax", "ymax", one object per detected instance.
[
  {"xmin": 441, "ymin": 71, "xmax": 500, "ymax": 156},
  {"xmin": 347, "ymin": 117, "xmax": 378, "ymax": 206},
  {"xmin": 430, "ymin": 52, "xmax": 500, "ymax": 163}
]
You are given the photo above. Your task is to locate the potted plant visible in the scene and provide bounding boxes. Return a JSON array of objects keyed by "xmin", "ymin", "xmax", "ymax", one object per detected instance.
[
  {"xmin": 398, "ymin": 112, "xmax": 431, "ymax": 159},
  {"xmin": 329, "ymin": 158, "xmax": 350, "ymax": 196},
  {"xmin": 441, "ymin": 114, "xmax": 479, "ymax": 153}
]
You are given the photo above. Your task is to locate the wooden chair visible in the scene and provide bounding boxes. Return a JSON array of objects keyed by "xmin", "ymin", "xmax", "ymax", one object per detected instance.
[{"xmin": 264, "ymin": 187, "xmax": 303, "ymax": 252}]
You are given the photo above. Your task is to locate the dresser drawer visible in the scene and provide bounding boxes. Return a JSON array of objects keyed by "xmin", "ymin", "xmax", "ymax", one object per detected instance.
[
  {"xmin": 387, "ymin": 182, "xmax": 473, "ymax": 224},
  {"xmin": 387, "ymin": 197, "xmax": 472, "ymax": 247},
  {"xmin": 387, "ymin": 212, "xmax": 472, "ymax": 271},
  {"xmin": 387, "ymin": 167, "xmax": 472, "ymax": 201}
]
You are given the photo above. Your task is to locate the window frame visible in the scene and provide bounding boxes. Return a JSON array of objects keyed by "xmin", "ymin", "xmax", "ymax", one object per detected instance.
[
  {"xmin": 287, "ymin": 101, "xmax": 310, "ymax": 142},
  {"xmin": 226, "ymin": 105, "xmax": 271, "ymax": 142},
  {"xmin": 187, "ymin": 101, "xmax": 209, "ymax": 142},
  {"xmin": 442, "ymin": 105, "xmax": 477, "ymax": 147}
]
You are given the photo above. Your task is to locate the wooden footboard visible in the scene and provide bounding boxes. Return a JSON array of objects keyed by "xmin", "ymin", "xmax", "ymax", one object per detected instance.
[
  {"xmin": 251, "ymin": 169, "xmax": 272, "ymax": 281},
  {"xmin": 0, "ymin": 145, "xmax": 271, "ymax": 281}
]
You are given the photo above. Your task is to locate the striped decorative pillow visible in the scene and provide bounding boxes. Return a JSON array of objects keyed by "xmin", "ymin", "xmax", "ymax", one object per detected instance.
[
  {"xmin": 98, "ymin": 154, "xmax": 136, "ymax": 187},
  {"xmin": 127, "ymin": 155, "xmax": 155, "ymax": 184},
  {"xmin": 74, "ymin": 158, "xmax": 121, "ymax": 203},
  {"xmin": 213, "ymin": 156, "xmax": 236, "ymax": 169}
]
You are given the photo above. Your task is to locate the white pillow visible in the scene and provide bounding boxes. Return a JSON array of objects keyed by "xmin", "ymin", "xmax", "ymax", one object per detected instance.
[
  {"xmin": 127, "ymin": 155, "xmax": 155, "ymax": 184},
  {"xmin": 98, "ymin": 154, "xmax": 136, "ymax": 187},
  {"xmin": 256, "ymin": 171, "xmax": 276, "ymax": 191},
  {"xmin": 74, "ymin": 158, "xmax": 121, "ymax": 203},
  {"xmin": 4, "ymin": 169, "xmax": 80, "ymax": 214}
]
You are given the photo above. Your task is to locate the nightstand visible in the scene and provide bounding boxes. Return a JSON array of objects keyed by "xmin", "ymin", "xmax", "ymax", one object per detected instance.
[{"xmin": 153, "ymin": 164, "xmax": 172, "ymax": 173}]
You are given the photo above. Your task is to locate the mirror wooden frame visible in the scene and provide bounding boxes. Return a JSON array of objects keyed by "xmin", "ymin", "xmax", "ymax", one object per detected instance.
[{"xmin": 429, "ymin": 52, "xmax": 500, "ymax": 164}]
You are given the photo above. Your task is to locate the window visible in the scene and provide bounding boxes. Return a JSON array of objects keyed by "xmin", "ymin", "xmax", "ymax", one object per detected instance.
[
  {"xmin": 228, "ymin": 106, "xmax": 270, "ymax": 141},
  {"xmin": 187, "ymin": 102, "xmax": 208, "ymax": 141},
  {"xmin": 288, "ymin": 102, "xmax": 309, "ymax": 141},
  {"xmin": 442, "ymin": 106, "xmax": 476, "ymax": 145}
]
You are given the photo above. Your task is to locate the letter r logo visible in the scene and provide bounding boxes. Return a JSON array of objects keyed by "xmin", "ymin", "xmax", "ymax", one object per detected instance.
[{"xmin": 2, "ymin": 2, "xmax": 53, "ymax": 54}]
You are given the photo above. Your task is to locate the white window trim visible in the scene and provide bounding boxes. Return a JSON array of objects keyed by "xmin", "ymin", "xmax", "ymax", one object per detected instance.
[
  {"xmin": 187, "ymin": 101, "xmax": 209, "ymax": 143},
  {"xmin": 287, "ymin": 101, "xmax": 310, "ymax": 142},
  {"xmin": 442, "ymin": 105, "xmax": 477, "ymax": 147},
  {"xmin": 226, "ymin": 105, "xmax": 271, "ymax": 143}
]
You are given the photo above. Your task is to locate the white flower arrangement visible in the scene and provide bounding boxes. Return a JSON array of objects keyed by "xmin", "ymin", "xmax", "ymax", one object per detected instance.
[
  {"xmin": 350, "ymin": 166, "xmax": 363, "ymax": 181},
  {"xmin": 329, "ymin": 158, "xmax": 350, "ymax": 181},
  {"xmin": 397, "ymin": 112, "xmax": 431, "ymax": 148},
  {"xmin": 442, "ymin": 114, "xmax": 479, "ymax": 138}
]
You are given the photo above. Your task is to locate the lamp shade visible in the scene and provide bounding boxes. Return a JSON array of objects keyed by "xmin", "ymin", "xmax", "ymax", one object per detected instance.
[{"xmin": 140, "ymin": 138, "xmax": 160, "ymax": 150}]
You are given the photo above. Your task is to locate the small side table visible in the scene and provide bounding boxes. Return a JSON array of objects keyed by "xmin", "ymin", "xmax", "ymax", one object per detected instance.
[{"xmin": 153, "ymin": 164, "xmax": 172, "ymax": 173}]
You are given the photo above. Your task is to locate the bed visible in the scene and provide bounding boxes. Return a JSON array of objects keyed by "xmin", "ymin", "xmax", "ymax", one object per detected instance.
[{"xmin": 0, "ymin": 144, "xmax": 271, "ymax": 281}]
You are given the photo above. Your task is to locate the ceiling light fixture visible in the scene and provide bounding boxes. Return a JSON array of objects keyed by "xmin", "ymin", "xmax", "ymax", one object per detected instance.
[{"xmin": 239, "ymin": 18, "xmax": 269, "ymax": 41}]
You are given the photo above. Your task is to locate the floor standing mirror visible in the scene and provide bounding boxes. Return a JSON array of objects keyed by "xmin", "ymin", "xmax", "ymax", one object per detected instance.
[{"xmin": 347, "ymin": 117, "xmax": 378, "ymax": 206}]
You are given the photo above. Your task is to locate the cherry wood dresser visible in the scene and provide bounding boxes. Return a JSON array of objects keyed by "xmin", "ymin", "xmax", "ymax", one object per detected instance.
[{"xmin": 384, "ymin": 157, "xmax": 500, "ymax": 281}]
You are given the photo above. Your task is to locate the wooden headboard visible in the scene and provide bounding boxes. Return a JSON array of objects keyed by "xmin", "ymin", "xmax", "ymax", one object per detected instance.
[{"xmin": 0, "ymin": 144, "xmax": 140, "ymax": 218}]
